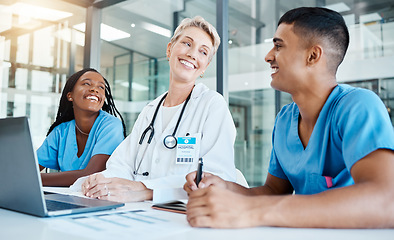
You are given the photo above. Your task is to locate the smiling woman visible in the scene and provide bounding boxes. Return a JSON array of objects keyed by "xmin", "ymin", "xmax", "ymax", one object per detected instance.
[
  {"xmin": 80, "ymin": 16, "xmax": 237, "ymax": 204},
  {"xmin": 37, "ymin": 68, "xmax": 126, "ymax": 187}
]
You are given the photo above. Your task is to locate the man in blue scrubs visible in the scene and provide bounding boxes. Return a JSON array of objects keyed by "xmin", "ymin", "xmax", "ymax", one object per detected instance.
[{"xmin": 184, "ymin": 7, "xmax": 394, "ymax": 228}]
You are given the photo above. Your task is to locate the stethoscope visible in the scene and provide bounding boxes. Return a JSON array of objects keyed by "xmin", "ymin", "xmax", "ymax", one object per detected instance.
[{"xmin": 133, "ymin": 90, "xmax": 192, "ymax": 176}]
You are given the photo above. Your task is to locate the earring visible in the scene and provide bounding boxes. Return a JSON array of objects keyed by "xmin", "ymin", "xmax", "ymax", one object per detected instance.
[
  {"xmin": 69, "ymin": 98, "xmax": 72, "ymax": 101},
  {"xmin": 166, "ymin": 57, "xmax": 169, "ymax": 61},
  {"xmin": 200, "ymin": 72, "xmax": 204, "ymax": 78}
]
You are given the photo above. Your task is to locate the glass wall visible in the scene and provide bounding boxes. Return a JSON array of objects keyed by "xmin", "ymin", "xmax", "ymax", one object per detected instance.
[
  {"xmin": 225, "ymin": 0, "xmax": 394, "ymax": 186},
  {"xmin": 1, "ymin": 0, "xmax": 393, "ymax": 187},
  {"xmin": 97, "ymin": 0, "xmax": 394, "ymax": 187},
  {"xmin": 0, "ymin": 0, "xmax": 85, "ymax": 149},
  {"xmin": 99, "ymin": 0, "xmax": 219, "ymax": 133}
]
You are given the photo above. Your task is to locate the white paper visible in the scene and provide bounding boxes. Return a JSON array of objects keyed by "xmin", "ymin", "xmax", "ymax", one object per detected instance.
[
  {"xmin": 152, "ymin": 188, "xmax": 188, "ymax": 204},
  {"xmin": 69, "ymin": 176, "xmax": 88, "ymax": 192},
  {"xmin": 42, "ymin": 207, "xmax": 191, "ymax": 240}
]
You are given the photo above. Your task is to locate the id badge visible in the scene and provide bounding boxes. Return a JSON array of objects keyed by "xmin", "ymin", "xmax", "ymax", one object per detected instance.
[{"xmin": 176, "ymin": 136, "xmax": 197, "ymax": 164}]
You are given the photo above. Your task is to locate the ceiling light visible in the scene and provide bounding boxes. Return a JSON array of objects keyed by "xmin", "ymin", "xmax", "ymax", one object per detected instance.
[
  {"xmin": 73, "ymin": 23, "xmax": 130, "ymax": 42},
  {"xmin": 324, "ymin": 3, "xmax": 350, "ymax": 13},
  {"xmin": 132, "ymin": 82, "xmax": 149, "ymax": 91},
  {"xmin": 12, "ymin": 19, "xmax": 42, "ymax": 30},
  {"xmin": 7, "ymin": 3, "xmax": 73, "ymax": 22},
  {"xmin": 101, "ymin": 24, "xmax": 131, "ymax": 41},
  {"xmin": 131, "ymin": 23, "xmax": 136, "ymax": 28},
  {"xmin": 140, "ymin": 22, "xmax": 171, "ymax": 38},
  {"xmin": 360, "ymin": 13, "xmax": 382, "ymax": 23},
  {"xmin": 116, "ymin": 81, "xmax": 149, "ymax": 91},
  {"xmin": 56, "ymin": 28, "xmax": 85, "ymax": 46}
]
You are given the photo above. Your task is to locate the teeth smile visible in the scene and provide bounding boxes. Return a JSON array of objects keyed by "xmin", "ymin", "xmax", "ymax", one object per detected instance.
[
  {"xmin": 271, "ymin": 67, "xmax": 278, "ymax": 74},
  {"xmin": 180, "ymin": 60, "xmax": 195, "ymax": 69},
  {"xmin": 86, "ymin": 96, "xmax": 99, "ymax": 101}
]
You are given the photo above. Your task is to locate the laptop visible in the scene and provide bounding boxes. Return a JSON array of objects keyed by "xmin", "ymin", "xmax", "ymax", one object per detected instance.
[{"xmin": 0, "ymin": 116, "xmax": 124, "ymax": 217}]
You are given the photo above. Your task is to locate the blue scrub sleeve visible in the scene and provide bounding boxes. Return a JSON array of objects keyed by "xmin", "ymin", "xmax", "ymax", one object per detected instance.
[
  {"xmin": 336, "ymin": 89, "xmax": 394, "ymax": 171},
  {"xmin": 91, "ymin": 118, "xmax": 124, "ymax": 157},
  {"xmin": 36, "ymin": 129, "xmax": 61, "ymax": 170},
  {"xmin": 268, "ymin": 148, "xmax": 288, "ymax": 180},
  {"xmin": 268, "ymin": 123, "xmax": 288, "ymax": 180}
]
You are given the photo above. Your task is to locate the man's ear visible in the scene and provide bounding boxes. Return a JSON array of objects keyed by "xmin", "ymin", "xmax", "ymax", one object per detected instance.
[{"xmin": 307, "ymin": 45, "xmax": 323, "ymax": 66}]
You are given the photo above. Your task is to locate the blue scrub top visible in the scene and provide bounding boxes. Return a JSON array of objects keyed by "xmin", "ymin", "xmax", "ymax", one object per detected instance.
[
  {"xmin": 269, "ymin": 84, "xmax": 394, "ymax": 194},
  {"xmin": 37, "ymin": 110, "xmax": 124, "ymax": 171}
]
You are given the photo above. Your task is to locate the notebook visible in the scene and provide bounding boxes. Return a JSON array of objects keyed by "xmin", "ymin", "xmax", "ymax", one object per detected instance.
[{"xmin": 0, "ymin": 116, "xmax": 124, "ymax": 217}]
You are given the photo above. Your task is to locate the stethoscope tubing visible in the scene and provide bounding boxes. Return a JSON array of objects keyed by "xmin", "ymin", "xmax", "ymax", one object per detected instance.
[
  {"xmin": 134, "ymin": 89, "xmax": 193, "ymax": 175},
  {"xmin": 139, "ymin": 91, "xmax": 192, "ymax": 148},
  {"xmin": 138, "ymin": 93, "xmax": 167, "ymax": 145}
]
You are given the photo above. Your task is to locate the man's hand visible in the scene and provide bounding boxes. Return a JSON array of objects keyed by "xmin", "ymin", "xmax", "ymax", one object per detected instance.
[
  {"xmin": 183, "ymin": 171, "xmax": 228, "ymax": 194},
  {"xmin": 186, "ymin": 185, "xmax": 268, "ymax": 228}
]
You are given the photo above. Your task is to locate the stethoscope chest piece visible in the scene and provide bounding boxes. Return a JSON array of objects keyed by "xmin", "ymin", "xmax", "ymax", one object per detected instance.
[
  {"xmin": 163, "ymin": 135, "xmax": 177, "ymax": 149},
  {"xmin": 135, "ymin": 89, "xmax": 193, "ymax": 175}
]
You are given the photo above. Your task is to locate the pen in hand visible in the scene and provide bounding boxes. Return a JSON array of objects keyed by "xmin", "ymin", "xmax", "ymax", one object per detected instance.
[{"xmin": 196, "ymin": 158, "xmax": 203, "ymax": 187}]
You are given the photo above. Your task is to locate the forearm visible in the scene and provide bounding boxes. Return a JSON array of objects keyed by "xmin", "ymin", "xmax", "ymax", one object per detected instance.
[
  {"xmin": 41, "ymin": 169, "xmax": 94, "ymax": 187},
  {"xmin": 249, "ymin": 182, "xmax": 394, "ymax": 228},
  {"xmin": 226, "ymin": 181, "xmax": 285, "ymax": 196},
  {"xmin": 226, "ymin": 173, "xmax": 293, "ymax": 197}
]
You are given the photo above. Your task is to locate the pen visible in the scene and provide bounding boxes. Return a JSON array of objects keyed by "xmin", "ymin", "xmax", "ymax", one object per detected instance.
[{"xmin": 196, "ymin": 158, "xmax": 203, "ymax": 187}]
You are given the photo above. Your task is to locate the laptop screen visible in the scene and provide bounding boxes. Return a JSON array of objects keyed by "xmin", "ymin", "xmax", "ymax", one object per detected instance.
[
  {"xmin": 0, "ymin": 117, "xmax": 124, "ymax": 217},
  {"xmin": 0, "ymin": 117, "xmax": 47, "ymax": 216}
]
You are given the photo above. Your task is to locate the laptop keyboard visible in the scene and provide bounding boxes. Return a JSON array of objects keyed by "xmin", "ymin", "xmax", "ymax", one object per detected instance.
[{"xmin": 45, "ymin": 199, "xmax": 85, "ymax": 211}]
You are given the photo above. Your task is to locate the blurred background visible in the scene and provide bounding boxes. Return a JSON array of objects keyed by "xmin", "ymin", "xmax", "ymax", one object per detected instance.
[{"xmin": 1, "ymin": 0, "xmax": 393, "ymax": 187}]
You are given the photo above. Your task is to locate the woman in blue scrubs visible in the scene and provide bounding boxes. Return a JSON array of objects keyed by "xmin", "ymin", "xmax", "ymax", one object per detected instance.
[{"xmin": 37, "ymin": 68, "xmax": 126, "ymax": 186}]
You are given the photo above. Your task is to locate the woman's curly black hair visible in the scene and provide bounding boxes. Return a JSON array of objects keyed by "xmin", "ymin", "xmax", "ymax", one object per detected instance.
[{"xmin": 47, "ymin": 68, "xmax": 126, "ymax": 138}]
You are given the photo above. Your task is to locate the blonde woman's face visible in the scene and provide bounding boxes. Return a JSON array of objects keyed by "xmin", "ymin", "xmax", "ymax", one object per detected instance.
[{"xmin": 167, "ymin": 27, "xmax": 213, "ymax": 83}]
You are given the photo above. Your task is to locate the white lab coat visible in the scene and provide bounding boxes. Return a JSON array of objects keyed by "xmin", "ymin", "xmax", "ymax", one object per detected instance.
[{"xmin": 102, "ymin": 83, "xmax": 236, "ymax": 190}]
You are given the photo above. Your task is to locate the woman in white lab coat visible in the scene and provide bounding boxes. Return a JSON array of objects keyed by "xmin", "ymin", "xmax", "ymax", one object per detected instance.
[{"xmin": 81, "ymin": 16, "xmax": 236, "ymax": 202}]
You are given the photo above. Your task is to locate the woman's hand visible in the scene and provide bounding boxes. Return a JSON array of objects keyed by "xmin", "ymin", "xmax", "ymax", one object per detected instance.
[{"xmin": 81, "ymin": 173, "xmax": 152, "ymax": 202}]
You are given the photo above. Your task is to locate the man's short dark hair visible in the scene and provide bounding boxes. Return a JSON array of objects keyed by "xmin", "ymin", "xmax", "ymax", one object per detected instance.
[{"xmin": 279, "ymin": 7, "xmax": 349, "ymax": 74}]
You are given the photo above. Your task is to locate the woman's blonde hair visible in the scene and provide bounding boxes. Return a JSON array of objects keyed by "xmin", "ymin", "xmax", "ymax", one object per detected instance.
[{"xmin": 170, "ymin": 16, "xmax": 220, "ymax": 61}]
